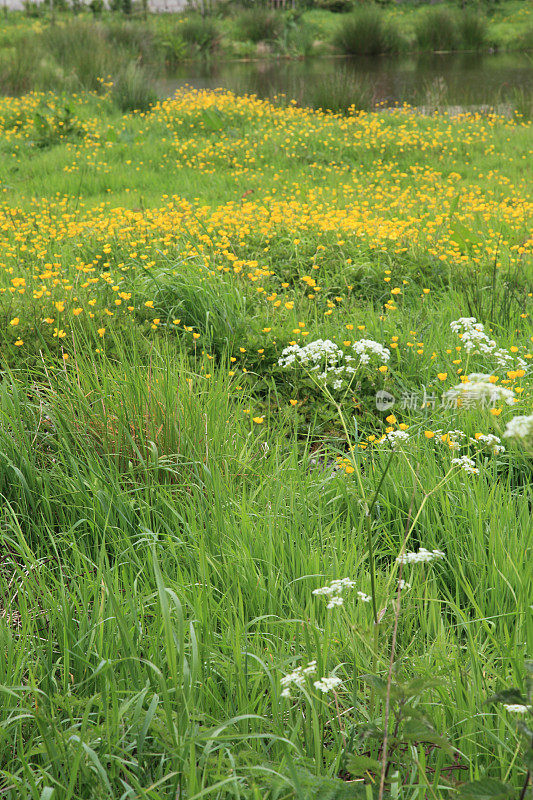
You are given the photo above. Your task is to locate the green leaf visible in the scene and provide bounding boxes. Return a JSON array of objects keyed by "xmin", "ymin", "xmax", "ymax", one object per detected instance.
[
  {"xmin": 355, "ymin": 723, "xmax": 385, "ymax": 740},
  {"xmin": 450, "ymin": 221, "xmax": 483, "ymax": 249},
  {"xmin": 360, "ymin": 674, "xmax": 389, "ymax": 696},
  {"xmin": 405, "ymin": 676, "xmax": 444, "ymax": 695},
  {"xmin": 457, "ymin": 778, "xmax": 515, "ymax": 800},
  {"xmin": 399, "ymin": 718, "xmax": 454, "ymax": 755},
  {"xmin": 347, "ymin": 754, "xmax": 382, "ymax": 777}
]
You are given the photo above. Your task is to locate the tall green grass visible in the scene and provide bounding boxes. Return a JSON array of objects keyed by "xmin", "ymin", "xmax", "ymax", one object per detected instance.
[
  {"xmin": 414, "ymin": 7, "xmax": 460, "ymax": 52},
  {"xmin": 334, "ymin": 7, "xmax": 404, "ymax": 56},
  {"xmin": 179, "ymin": 15, "xmax": 220, "ymax": 55},
  {"xmin": 0, "ymin": 339, "xmax": 530, "ymax": 797},
  {"xmin": 459, "ymin": 9, "xmax": 489, "ymax": 51},
  {"xmin": 305, "ymin": 66, "xmax": 375, "ymax": 113},
  {"xmin": 235, "ymin": 8, "xmax": 283, "ymax": 44},
  {"xmin": 0, "ymin": 20, "xmax": 160, "ymax": 103},
  {"xmin": 111, "ymin": 61, "xmax": 157, "ymax": 111}
]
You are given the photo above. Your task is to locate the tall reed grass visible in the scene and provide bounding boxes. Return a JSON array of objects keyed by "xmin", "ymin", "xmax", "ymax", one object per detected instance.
[
  {"xmin": 414, "ymin": 7, "xmax": 460, "ymax": 52},
  {"xmin": 334, "ymin": 7, "xmax": 404, "ymax": 56},
  {"xmin": 459, "ymin": 9, "xmax": 489, "ymax": 51},
  {"xmin": 305, "ymin": 66, "xmax": 375, "ymax": 113},
  {"xmin": 0, "ymin": 20, "xmax": 159, "ymax": 107},
  {"xmin": 0, "ymin": 338, "xmax": 530, "ymax": 797}
]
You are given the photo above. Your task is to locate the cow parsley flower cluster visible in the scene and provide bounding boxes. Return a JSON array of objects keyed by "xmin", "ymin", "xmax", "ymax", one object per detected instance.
[
  {"xmin": 385, "ymin": 429, "xmax": 410, "ymax": 449},
  {"xmin": 449, "ymin": 319, "xmax": 526, "ymax": 372},
  {"xmin": 280, "ymin": 662, "xmax": 343, "ymax": 698},
  {"xmin": 396, "ymin": 548, "xmax": 445, "ymax": 565},
  {"xmin": 352, "ymin": 339, "xmax": 390, "ymax": 365},
  {"xmin": 502, "ymin": 704, "xmax": 531, "ymax": 714},
  {"xmin": 278, "ymin": 339, "xmax": 355, "ymax": 391},
  {"xmin": 280, "ymin": 661, "xmax": 317, "ymax": 698},
  {"xmin": 451, "ymin": 455, "xmax": 479, "ymax": 474},
  {"xmin": 278, "ymin": 337, "xmax": 390, "ymax": 392},
  {"xmin": 450, "ymin": 318, "xmax": 496, "ymax": 354},
  {"xmin": 434, "ymin": 429, "xmax": 466, "ymax": 450},
  {"xmin": 278, "ymin": 339, "xmax": 345, "ymax": 370},
  {"xmin": 312, "ymin": 578, "xmax": 372, "ymax": 609},
  {"xmin": 471, "ymin": 433, "xmax": 505, "ymax": 454},
  {"xmin": 466, "ymin": 372, "xmax": 495, "ymax": 382},
  {"xmin": 443, "ymin": 381, "xmax": 516, "ymax": 409},
  {"xmin": 314, "ymin": 675, "xmax": 343, "ymax": 694},
  {"xmin": 312, "ymin": 577, "xmax": 356, "ymax": 609},
  {"xmin": 503, "ymin": 414, "xmax": 533, "ymax": 444}
]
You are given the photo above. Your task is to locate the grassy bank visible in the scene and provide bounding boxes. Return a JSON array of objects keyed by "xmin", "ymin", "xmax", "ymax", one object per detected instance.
[
  {"xmin": 0, "ymin": 0, "xmax": 532, "ymax": 98},
  {"xmin": 0, "ymin": 87, "xmax": 532, "ymax": 797}
]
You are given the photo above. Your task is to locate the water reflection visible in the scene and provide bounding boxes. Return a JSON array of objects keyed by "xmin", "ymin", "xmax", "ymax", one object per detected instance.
[{"xmin": 158, "ymin": 51, "xmax": 533, "ymax": 109}]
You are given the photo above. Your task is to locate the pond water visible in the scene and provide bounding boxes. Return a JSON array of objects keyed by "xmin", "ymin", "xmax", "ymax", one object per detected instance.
[{"xmin": 159, "ymin": 51, "xmax": 533, "ymax": 111}]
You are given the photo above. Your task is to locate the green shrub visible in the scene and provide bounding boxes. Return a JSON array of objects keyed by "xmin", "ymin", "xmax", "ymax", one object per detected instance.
[
  {"xmin": 103, "ymin": 20, "xmax": 157, "ymax": 63},
  {"xmin": 459, "ymin": 10, "xmax": 488, "ymax": 50},
  {"xmin": 158, "ymin": 30, "xmax": 187, "ymax": 66},
  {"xmin": 179, "ymin": 15, "xmax": 220, "ymax": 54},
  {"xmin": 89, "ymin": 0, "xmax": 105, "ymax": 15},
  {"xmin": 334, "ymin": 6, "xmax": 402, "ymax": 55},
  {"xmin": 235, "ymin": 8, "xmax": 283, "ymax": 43},
  {"xmin": 22, "ymin": 0, "xmax": 45, "ymax": 17},
  {"xmin": 280, "ymin": 20, "xmax": 317, "ymax": 57},
  {"xmin": 515, "ymin": 24, "xmax": 533, "ymax": 51},
  {"xmin": 415, "ymin": 8, "xmax": 460, "ymax": 52},
  {"xmin": 315, "ymin": 0, "xmax": 353, "ymax": 13},
  {"xmin": 37, "ymin": 20, "xmax": 159, "ymax": 91}
]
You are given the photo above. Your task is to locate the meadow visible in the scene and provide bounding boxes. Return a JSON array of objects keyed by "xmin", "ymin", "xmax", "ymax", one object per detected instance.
[{"xmin": 0, "ymin": 84, "xmax": 531, "ymax": 798}]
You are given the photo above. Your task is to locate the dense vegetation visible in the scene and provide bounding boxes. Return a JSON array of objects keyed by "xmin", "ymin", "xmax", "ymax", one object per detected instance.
[
  {"xmin": 0, "ymin": 0, "xmax": 532, "ymax": 100},
  {"xmin": 0, "ymin": 74, "xmax": 531, "ymax": 800}
]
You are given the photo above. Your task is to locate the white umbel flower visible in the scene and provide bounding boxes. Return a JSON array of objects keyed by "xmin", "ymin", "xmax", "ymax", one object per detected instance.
[
  {"xmin": 396, "ymin": 548, "xmax": 445, "ymax": 565},
  {"xmin": 450, "ymin": 317, "xmax": 496, "ymax": 354},
  {"xmin": 451, "ymin": 455, "xmax": 479, "ymax": 474},
  {"xmin": 503, "ymin": 414, "xmax": 533, "ymax": 443},
  {"xmin": 278, "ymin": 339, "xmax": 345, "ymax": 370},
  {"xmin": 386, "ymin": 430, "xmax": 409, "ymax": 449},
  {"xmin": 471, "ymin": 433, "xmax": 505, "ymax": 454},
  {"xmin": 443, "ymin": 381, "xmax": 515, "ymax": 408},
  {"xmin": 352, "ymin": 339, "xmax": 390, "ymax": 364},
  {"xmin": 502, "ymin": 704, "xmax": 531, "ymax": 714},
  {"xmin": 280, "ymin": 661, "xmax": 317, "ymax": 698},
  {"xmin": 313, "ymin": 675, "xmax": 343, "ymax": 694},
  {"xmin": 312, "ymin": 578, "xmax": 356, "ymax": 597}
]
